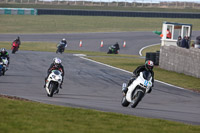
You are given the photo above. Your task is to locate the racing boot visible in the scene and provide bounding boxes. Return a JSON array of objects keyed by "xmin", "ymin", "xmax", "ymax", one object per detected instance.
[
  {"xmin": 122, "ymin": 83, "xmax": 128, "ymax": 95},
  {"xmin": 147, "ymin": 87, "xmax": 152, "ymax": 93},
  {"xmin": 44, "ymin": 78, "xmax": 47, "ymax": 88},
  {"xmin": 59, "ymin": 83, "xmax": 62, "ymax": 89}
]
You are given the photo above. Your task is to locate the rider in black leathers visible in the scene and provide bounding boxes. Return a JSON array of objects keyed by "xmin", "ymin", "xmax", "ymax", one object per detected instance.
[
  {"xmin": 108, "ymin": 42, "xmax": 120, "ymax": 54},
  {"xmin": 0, "ymin": 48, "xmax": 10, "ymax": 66},
  {"xmin": 12, "ymin": 36, "xmax": 21, "ymax": 48},
  {"xmin": 44, "ymin": 58, "xmax": 65, "ymax": 88},
  {"xmin": 123, "ymin": 60, "xmax": 154, "ymax": 94}
]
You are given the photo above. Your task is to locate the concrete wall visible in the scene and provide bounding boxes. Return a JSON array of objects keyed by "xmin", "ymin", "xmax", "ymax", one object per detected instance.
[{"xmin": 159, "ymin": 45, "xmax": 200, "ymax": 78}]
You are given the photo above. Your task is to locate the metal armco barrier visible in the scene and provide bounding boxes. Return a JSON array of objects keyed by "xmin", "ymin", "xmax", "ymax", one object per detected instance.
[
  {"xmin": 0, "ymin": 8, "xmax": 37, "ymax": 15},
  {"xmin": 37, "ymin": 9, "xmax": 200, "ymax": 18}
]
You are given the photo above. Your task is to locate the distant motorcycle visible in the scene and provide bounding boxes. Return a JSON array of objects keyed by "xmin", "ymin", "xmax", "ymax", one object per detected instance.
[
  {"xmin": 11, "ymin": 41, "xmax": 19, "ymax": 54},
  {"xmin": 107, "ymin": 45, "xmax": 120, "ymax": 54},
  {"xmin": 45, "ymin": 70, "xmax": 63, "ymax": 97},
  {"xmin": 121, "ymin": 71, "xmax": 153, "ymax": 108},
  {"xmin": 0, "ymin": 57, "xmax": 8, "ymax": 76},
  {"xmin": 56, "ymin": 42, "xmax": 67, "ymax": 54}
]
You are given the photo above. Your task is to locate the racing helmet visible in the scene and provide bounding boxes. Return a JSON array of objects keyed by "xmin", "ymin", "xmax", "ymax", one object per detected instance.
[
  {"xmin": 61, "ymin": 38, "xmax": 66, "ymax": 43},
  {"xmin": 17, "ymin": 36, "xmax": 20, "ymax": 40},
  {"xmin": 1, "ymin": 48, "xmax": 6, "ymax": 54},
  {"xmin": 145, "ymin": 60, "xmax": 154, "ymax": 71},
  {"xmin": 53, "ymin": 57, "xmax": 62, "ymax": 67}
]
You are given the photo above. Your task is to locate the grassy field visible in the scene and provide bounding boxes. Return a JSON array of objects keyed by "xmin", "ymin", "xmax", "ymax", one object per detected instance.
[
  {"xmin": 1, "ymin": 15, "xmax": 200, "ymax": 33},
  {"xmin": 141, "ymin": 44, "xmax": 161, "ymax": 56},
  {"xmin": 0, "ymin": 96, "xmax": 200, "ymax": 133},
  {"xmin": 0, "ymin": 3, "xmax": 200, "ymax": 13}
]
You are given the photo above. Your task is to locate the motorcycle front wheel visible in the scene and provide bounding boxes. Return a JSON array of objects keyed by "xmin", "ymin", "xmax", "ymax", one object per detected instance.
[
  {"xmin": 121, "ymin": 95, "xmax": 130, "ymax": 107},
  {"xmin": 131, "ymin": 91, "xmax": 144, "ymax": 108},
  {"xmin": 48, "ymin": 82, "xmax": 58, "ymax": 97},
  {"xmin": 12, "ymin": 48, "xmax": 17, "ymax": 54}
]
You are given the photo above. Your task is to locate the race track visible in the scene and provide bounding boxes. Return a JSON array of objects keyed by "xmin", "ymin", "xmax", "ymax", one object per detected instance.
[
  {"xmin": 0, "ymin": 31, "xmax": 200, "ymax": 125},
  {"xmin": 0, "ymin": 31, "xmax": 200, "ymax": 55}
]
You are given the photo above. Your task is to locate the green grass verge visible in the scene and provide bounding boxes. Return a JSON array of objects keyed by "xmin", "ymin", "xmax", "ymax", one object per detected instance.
[
  {"xmin": 0, "ymin": 96, "xmax": 200, "ymax": 133},
  {"xmin": 87, "ymin": 56, "xmax": 200, "ymax": 92},
  {"xmin": 1, "ymin": 41, "xmax": 199, "ymax": 91},
  {"xmin": 1, "ymin": 15, "xmax": 200, "ymax": 33},
  {"xmin": 1, "ymin": 3, "xmax": 200, "ymax": 13},
  {"xmin": 141, "ymin": 44, "xmax": 161, "ymax": 56}
]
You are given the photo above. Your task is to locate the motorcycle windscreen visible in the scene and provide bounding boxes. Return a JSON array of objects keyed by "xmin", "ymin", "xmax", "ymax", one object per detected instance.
[
  {"xmin": 53, "ymin": 70, "xmax": 61, "ymax": 75},
  {"xmin": 142, "ymin": 71, "xmax": 152, "ymax": 80}
]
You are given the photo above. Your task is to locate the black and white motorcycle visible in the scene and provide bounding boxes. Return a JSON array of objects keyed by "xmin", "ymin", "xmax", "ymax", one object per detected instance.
[
  {"xmin": 0, "ymin": 57, "xmax": 9, "ymax": 76},
  {"xmin": 56, "ymin": 42, "xmax": 67, "ymax": 54},
  {"xmin": 121, "ymin": 71, "xmax": 153, "ymax": 108},
  {"xmin": 45, "ymin": 70, "xmax": 63, "ymax": 97}
]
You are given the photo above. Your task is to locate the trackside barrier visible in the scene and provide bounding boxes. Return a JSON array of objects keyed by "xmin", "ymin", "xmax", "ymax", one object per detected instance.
[
  {"xmin": 0, "ymin": 8, "xmax": 37, "ymax": 15},
  {"xmin": 37, "ymin": 9, "xmax": 200, "ymax": 19}
]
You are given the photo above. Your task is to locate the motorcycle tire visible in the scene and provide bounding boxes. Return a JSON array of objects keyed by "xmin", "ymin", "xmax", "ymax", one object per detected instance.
[
  {"xmin": 121, "ymin": 95, "xmax": 130, "ymax": 107},
  {"xmin": 49, "ymin": 82, "xmax": 58, "ymax": 97},
  {"xmin": 2, "ymin": 69, "xmax": 5, "ymax": 76},
  {"xmin": 12, "ymin": 48, "xmax": 16, "ymax": 54},
  {"xmin": 131, "ymin": 91, "xmax": 144, "ymax": 108}
]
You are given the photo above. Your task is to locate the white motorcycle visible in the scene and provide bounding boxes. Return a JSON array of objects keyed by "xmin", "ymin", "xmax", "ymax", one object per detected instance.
[
  {"xmin": 45, "ymin": 70, "xmax": 63, "ymax": 97},
  {"xmin": 121, "ymin": 71, "xmax": 153, "ymax": 108},
  {"xmin": 1, "ymin": 57, "xmax": 8, "ymax": 76}
]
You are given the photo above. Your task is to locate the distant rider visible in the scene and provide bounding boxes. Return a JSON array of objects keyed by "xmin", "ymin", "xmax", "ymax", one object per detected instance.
[
  {"xmin": 44, "ymin": 57, "xmax": 65, "ymax": 88},
  {"xmin": 113, "ymin": 42, "xmax": 120, "ymax": 51},
  {"xmin": 12, "ymin": 36, "xmax": 21, "ymax": 48},
  {"xmin": 122, "ymin": 60, "xmax": 154, "ymax": 94},
  {"xmin": 0, "ymin": 48, "xmax": 10, "ymax": 66},
  {"xmin": 108, "ymin": 42, "xmax": 120, "ymax": 54},
  {"xmin": 59, "ymin": 38, "xmax": 67, "ymax": 47}
]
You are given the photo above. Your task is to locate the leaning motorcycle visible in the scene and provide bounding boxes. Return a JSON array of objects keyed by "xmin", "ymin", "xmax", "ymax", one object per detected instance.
[
  {"xmin": 107, "ymin": 46, "xmax": 119, "ymax": 54},
  {"xmin": 0, "ymin": 61, "xmax": 3, "ymax": 76},
  {"xmin": 121, "ymin": 71, "xmax": 153, "ymax": 108},
  {"xmin": 0, "ymin": 57, "xmax": 8, "ymax": 76},
  {"xmin": 11, "ymin": 42, "xmax": 19, "ymax": 54},
  {"xmin": 45, "ymin": 70, "xmax": 63, "ymax": 97},
  {"xmin": 56, "ymin": 42, "xmax": 66, "ymax": 54}
]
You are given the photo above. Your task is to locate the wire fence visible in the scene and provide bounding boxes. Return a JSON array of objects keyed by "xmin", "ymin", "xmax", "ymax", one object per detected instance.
[{"xmin": 0, "ymin": 0, "xmax": 200, "ymax": 9}]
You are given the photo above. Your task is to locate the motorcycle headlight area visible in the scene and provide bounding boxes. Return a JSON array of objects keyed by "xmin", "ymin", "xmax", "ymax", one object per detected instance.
[
  {"xmin": 52, "ymin": 75, "xmax": 61, "ymax": 80},
  {"xmin": 139, "ymin": 83, "xmax": 147, "ymax": 88}
]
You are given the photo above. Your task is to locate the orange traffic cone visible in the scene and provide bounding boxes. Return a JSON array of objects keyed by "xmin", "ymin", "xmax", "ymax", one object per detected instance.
[
  {"xmin": 123, "ymin": 41, "xmax": 126, "ymax": 47},
  {"xmin": 100, "ymin": 40, "xmax": 104, "ymax": 47},
  {"xmin": 79, "ymin": 40, "xmax": 82, "ymax": 47}
]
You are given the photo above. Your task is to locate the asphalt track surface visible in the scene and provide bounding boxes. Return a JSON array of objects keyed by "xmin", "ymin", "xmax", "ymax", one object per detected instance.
[
  {"xmin": 0, "ymin": 31, "xmax": 200, "ymax": 125},
  {"xmin": 1, "ymin": 31, "xmax": 199, "ymax": 55}
]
